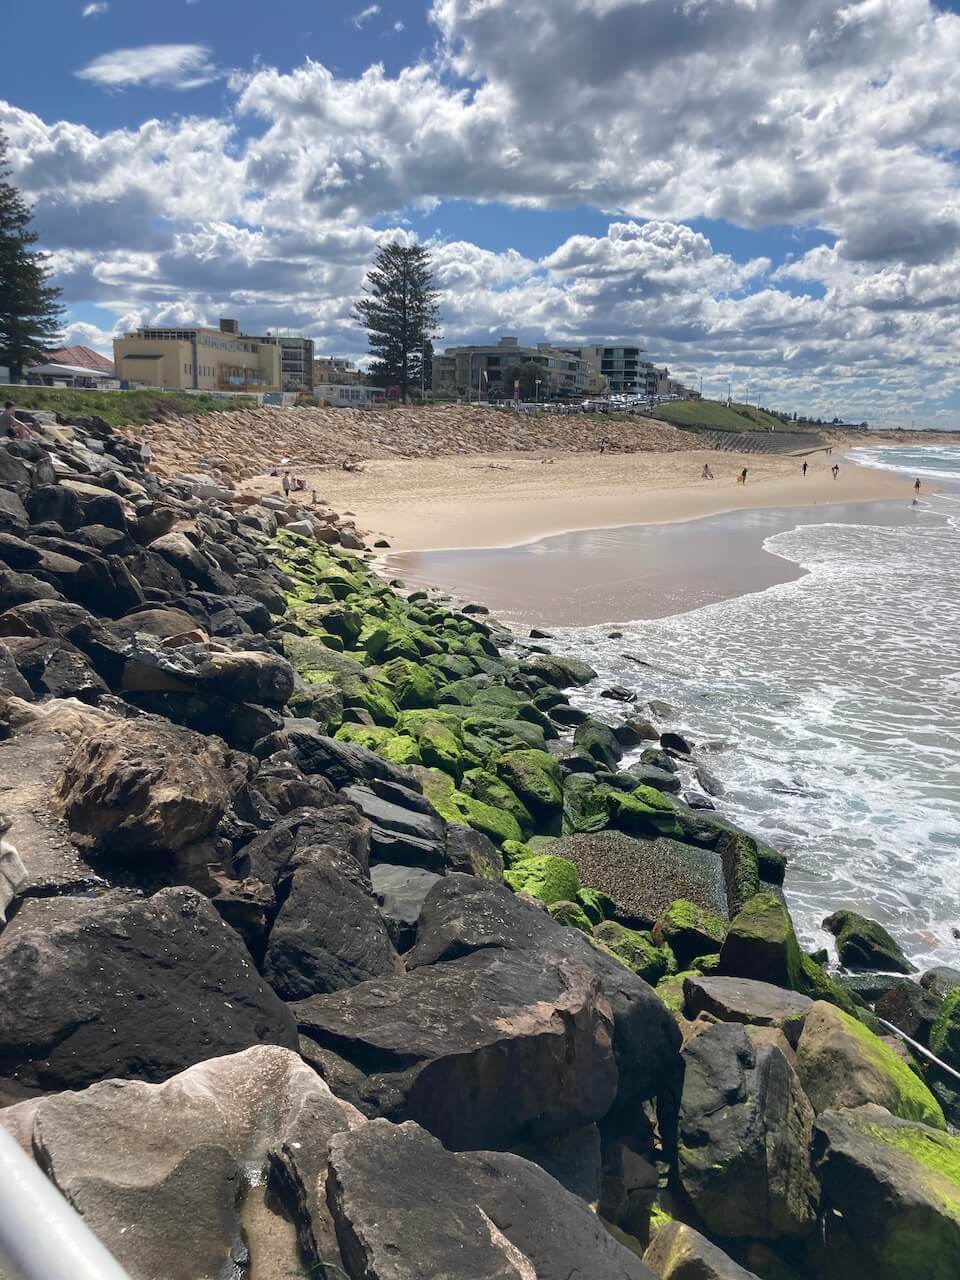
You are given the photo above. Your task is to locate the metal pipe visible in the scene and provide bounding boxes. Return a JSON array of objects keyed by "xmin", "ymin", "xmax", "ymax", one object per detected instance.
[
  {"xmin": 0, "ymin": 1127, "xmax": 131, "ymax": 1280},
  {"xmin": 875, "ymin": 1016, "xmax": 960, "ymax": 1085}
]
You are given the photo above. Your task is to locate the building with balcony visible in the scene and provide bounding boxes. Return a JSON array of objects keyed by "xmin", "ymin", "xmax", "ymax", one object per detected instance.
[
  {"xmin": 571, "ymin": 345, "xmax": 659, "ymax": 397},
  {"xmin": 432, "ymin": 337, "xmax": 598, "ymax": 399}
]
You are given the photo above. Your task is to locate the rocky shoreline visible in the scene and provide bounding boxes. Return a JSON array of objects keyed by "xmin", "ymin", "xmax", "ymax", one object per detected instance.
[{"xmin": 0, "ymin": 411, "xmax": 958, "ymax": 1279}]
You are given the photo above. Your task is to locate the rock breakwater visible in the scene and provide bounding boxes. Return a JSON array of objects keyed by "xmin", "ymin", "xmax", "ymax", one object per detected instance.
[{"xmin": 0, "ymin": 408, "xmax": 957, "ymax": 1279}]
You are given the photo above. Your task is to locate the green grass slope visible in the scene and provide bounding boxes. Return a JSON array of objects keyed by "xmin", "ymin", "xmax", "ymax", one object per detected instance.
[
  {"xmin": 651, "ymin": 399, "xmax": 785, "ymax": 432},
  {"xmin": 9, "ymin": 387, "xmax": 256, "ymax": 428}
]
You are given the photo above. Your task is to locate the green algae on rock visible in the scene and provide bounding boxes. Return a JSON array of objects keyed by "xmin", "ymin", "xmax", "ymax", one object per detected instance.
[
  {"xmin": 796, "ymin": 1001, "xmax": 945, "ymax": 1129},
  {"xmin": 824, "ymin": 908, "xmax": 916, "ymax": 975},
  {"xmin": 504, "ymin": 853, "xmax": 580, "ymax": 906},
  {"xmin": 593, "ymin": 921, "xmax": 674, "ymax": 984},
  {"xmin": 548, "ymin": 899, "xmax": 594, "ymax": 934},
  {"xmin": 653, "ymin": 898, "xmax": 729, "ymax": 969}
]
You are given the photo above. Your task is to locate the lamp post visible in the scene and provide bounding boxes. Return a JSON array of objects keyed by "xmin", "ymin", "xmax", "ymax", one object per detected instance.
[{"xmin": 535, "ymin": 378, "xmax": 542, "ymax": 408}]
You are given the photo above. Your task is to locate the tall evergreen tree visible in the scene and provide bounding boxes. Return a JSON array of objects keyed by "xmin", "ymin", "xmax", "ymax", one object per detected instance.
[
  {"xmin": 0, "ymin": 131, "xmax": 63, "ymax": 383},
  {"xmin": 354, "ymin": 243, "xmax": 440, "ymax": 403}
]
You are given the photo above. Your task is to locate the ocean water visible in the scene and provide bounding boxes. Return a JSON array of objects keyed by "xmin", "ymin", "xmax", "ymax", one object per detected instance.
[{"xmin": 557, "ymin": 445, "xmax": 960, "ymax": 969}]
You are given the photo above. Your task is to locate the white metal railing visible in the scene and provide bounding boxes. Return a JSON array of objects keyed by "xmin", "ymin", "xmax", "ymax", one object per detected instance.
[{"xmin": 0, "ymin": 1127, "xmax": 131, "ymax": 1280}]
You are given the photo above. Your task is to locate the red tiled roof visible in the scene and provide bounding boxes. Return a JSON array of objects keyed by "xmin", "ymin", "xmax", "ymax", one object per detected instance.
[{"xmin": 45, "ymin": 346, "xmax": 115, "ymax": 374}]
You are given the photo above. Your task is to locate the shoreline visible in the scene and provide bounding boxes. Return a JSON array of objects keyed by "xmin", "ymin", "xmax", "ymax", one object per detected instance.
[
  {"xmin": 379, "ymin": 498, "xmax": 938, "ymax": 628},
  {"xmin": 249, "ymin": 446, "xmax": 920, "ymax": 555}
]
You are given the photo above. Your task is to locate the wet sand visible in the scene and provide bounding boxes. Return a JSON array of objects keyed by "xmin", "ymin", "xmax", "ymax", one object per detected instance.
[{"xmin": 384, "ymin": 501, "xmax": 935, "ymax": 627}]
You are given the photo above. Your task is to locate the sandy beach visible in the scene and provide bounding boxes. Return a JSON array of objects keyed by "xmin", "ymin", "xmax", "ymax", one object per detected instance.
[{"xmin": 264, "ymin": 446, "xmax": 915, "ymax": 552}]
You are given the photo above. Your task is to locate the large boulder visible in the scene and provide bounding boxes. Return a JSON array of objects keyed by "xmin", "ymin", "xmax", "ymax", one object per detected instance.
[
  {"xmin": 678, "ymin": 1022, "xmax": 820, "ymax": 1240},
  {"xmin": 294, "ymin": 947, "xmax": 617, "ymax": 1151},
  {"xmin": 0, "ymin": 1046, "xmax": 363, "ymax": 1280},
  {"xmin": 55, "ymin": 714, "xmax": 252, "ymax": 860},
  {"xmin": 262, "ymin": 849, "xmax": 404, "ymax": 1000},
  {"xmin": 682, "ymin": 975, "xmax": 812, "ymax": 1045},
  {"xmin": 644, "ymin": 1221, "xmax": 761, "ymax": 1279},
  {"xmin": 0, "ymin": 887, "xmax": 299, "ymax": 1103},
  {"xmin": 232, "ymin": 804, "xmax": 371, "ymax": 885},
  {"xmin": 823, "ymin": 909, "xmax": 916, "ymax": 974},
  {"xmin": 653, "ymin": 898, "xmax": 728, "ymax": 968},
  {"xmin": 813, "ymin": 1103, "xmax": 960, "ymax": 1280},
  {"xmin": 795, "ymin": 1001, "xmax": 945, "ymax": 1127},
  {"xmin": 327, "ymin": 1118, "xmax": 655, "ymax": 1280},
  {"xmin": 719, "ymin": 892, "xmax": 803, "ymax": 987},
  {"xmin": 406, "ymin": 875, "xmax": 682, "ymax": 1120}
]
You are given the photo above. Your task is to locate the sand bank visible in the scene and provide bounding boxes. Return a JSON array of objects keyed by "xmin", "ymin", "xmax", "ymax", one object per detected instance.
[{"xmin": 272, "ymin": 448, "xmax": 916, "ymax": 553}]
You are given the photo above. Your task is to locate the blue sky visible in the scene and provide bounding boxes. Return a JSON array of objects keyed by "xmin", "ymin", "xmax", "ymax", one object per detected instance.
[{"xmin": 4, "ymin": 0, "xmax": 960, "ymax": 423}]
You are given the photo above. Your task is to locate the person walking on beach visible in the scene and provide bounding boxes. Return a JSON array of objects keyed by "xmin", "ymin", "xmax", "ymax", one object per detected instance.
[
  {"xmin": 599, "ymin": 436, "xmax": 609, "ymax": 454},
  {"xmin": 738, "ymin": 467, "xmax": 748, "ymax": 485},
  {"xmin": 802, "ymin": 460, "xmax": 808, "ymax": 476},
  {"xmin": 914, "ymin": 477, "xmax": 922, "ymax": 496},
  {"xmin": 831, "ymin": 463, "xmax": 839, "ymax": 480},
  {"xmin": 701, "ymin": 463, "xmax": 714, "ymax": 479},
  {"xmin": 282, "ymin": 470, "xmax": 291, "ymax": 497}
]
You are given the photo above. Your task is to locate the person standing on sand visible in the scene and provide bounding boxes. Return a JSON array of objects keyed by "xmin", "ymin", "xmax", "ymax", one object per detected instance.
[
  {"xmin": 831, "ymin": 464, "xmax": 839, "ymax": 480},
  {"xmin": 738, "ymin": 467, "xmax": 748, "ymax": 485},
  {"xmin": 282, "ymin": 471, "xmax": 291, "ymax": 497},
  {"xmin": 915, "ymin": 477, "xmax": 922, "ymax": 496},
  {"xmin": 802, "ymin": 460, "xmax": 808, "ymax": 476},
  {"xmin": 599, "ymin": 436, "xmax": 609, "ymax": 454}
]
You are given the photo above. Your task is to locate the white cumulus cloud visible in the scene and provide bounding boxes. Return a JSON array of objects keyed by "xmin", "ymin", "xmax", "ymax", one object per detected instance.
[
  {"xmin": 351, "ymin": 5, "xmax": 381, "ymax": 29},
  {"xmin": 76, "ymin": 44, "xmax": 219, "ymax": 90},
  {"xmin": 81, "ymin": 3, "xmax": 108, "ymax": 17}
]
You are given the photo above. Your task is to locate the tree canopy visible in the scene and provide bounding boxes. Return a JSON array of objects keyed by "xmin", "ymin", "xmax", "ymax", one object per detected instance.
[
  {"xmin": 354, "ymin": 243, "xmax": 440, "ymax": 403},
  {"xmin": 0, "ymin": 131, "xmax": 62, "ymax": 382},
  {"xmin": 500, "ymin": 361, "xmax": 548, "ymax": 400}
]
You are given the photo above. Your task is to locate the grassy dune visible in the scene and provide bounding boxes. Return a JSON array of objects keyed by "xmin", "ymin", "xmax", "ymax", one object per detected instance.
[
  {"xmin": 651, "ymin": 399, "xmax": 786, "ymax": 432},
  {"xmin": 9, "ymin": 387, "xmax": 257, "ymax": 428}
]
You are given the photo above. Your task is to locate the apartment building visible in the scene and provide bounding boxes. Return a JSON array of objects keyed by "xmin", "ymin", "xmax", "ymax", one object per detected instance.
[
  {"xmin": 313, "ymin": 356, "xmax": 363, "ymax": 386},
  {"xmin": 432, "ymin": 337, "xmax": 597, "ymax": 398},
  {"xmin": 114, "ymin": 319, "xmax": 314, "ymax": 393},
  {"xmin": 572, "ymin": 345, "xmax": 659, "ymax": 397}
]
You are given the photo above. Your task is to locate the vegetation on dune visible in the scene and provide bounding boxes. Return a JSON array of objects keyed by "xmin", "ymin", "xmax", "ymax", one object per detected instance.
[
  {"xmin": 11, "ymin": 386, "xmax": 257, "ymax": 427},
  {"xmin": 651, "ymin": 398, "xmax": 788, "ymax": 431}
]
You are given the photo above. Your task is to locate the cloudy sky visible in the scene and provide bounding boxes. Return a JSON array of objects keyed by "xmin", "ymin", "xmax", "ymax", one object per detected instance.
[{"xmin": 4, "ymin": 0, "xmax": 960, "ymax": 423}]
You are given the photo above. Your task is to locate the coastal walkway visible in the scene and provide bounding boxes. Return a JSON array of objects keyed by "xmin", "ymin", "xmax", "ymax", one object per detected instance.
[{"xmin": 675, "ymin": 425, "xmax": 826, "ymax": 455}]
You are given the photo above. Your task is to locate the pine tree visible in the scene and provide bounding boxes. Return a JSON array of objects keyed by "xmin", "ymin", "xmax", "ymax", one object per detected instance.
[
  {"xmin": 354, "ymin": 244, "xmax": 440, "ymax": 403},
  {"xmin": 0, "ymin": 131, "xmax": 63, "ymax": 383}
]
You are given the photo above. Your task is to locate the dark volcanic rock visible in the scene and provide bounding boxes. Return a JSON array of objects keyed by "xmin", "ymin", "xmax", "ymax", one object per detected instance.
[
  {"xmin": 327, "ymin": 1119, "xmax": 656, "ymax": 1280},
  {"xmin": 263, "ymin": 850, "xmax": 403, "ymax": 999},
  {"xmin": 644, "ymin": 1221, "xmax": 761, "ymax": 1279},
  {"xmin": 683, "ymin": 975, "xmax": 813, "ymax": 1045},
  {"xmin": 233, "ymin": 804, "xmax": 371, "ymax": 886},
  {"xmin": 678, "ymin": 1022, "xmax": 820, "ymax": 1240},
  {"xmin": 0, "ymin": 887, "xmax": 298, "ymax": 1103},
  {"xmin": 406, "ymin": 875, "xmax": 681, "ymax": 1119},
  {"xmin": 55, "ymin": 714, "xmax": 252, "ymax": 860},
  {"xmin": 285, "ymin": 725, "xmax": 416, "ymax": 790},
  {"xmin": 371, "ymin": 861, "xmax": 443, "ymax": 951},
  {"xmin": 294, "ymin": 948, "xmax": 617, "ymax": 1150},
  {"xmin": 875, "ymin": 980, "xmax": 942, "ymax": 1043}
]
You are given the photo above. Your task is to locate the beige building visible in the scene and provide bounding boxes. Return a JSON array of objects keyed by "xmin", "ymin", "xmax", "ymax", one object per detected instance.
[
  {"xmin": 113, "ymin": 318, "xmax": 314, "ymax": 393},
  {"xmin": 313, "ymin": 356, "xmax": 363, "ymax": 385},
  {"xmin": 432, "ymin": 337, "xmax": 601, "ymax": 399}
]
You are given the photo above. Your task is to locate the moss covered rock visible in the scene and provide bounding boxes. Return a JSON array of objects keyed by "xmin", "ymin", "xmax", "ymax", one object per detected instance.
[
  {"xmin": 463, "ymin": 769, "xmax": 534, "ymax": 839},
  {"xmin": 562, "ymin": 773, "xmax": 613, "ymax": 835},
  {"xmin": 378, "ymin": 657, "xmax": 440, "ymax": 709},
  {"xmin": 653, "ymin": 899, "xmax": 729, "ymax": 969},
  {"xmin": 814, "ymin": 1105, "xmax": 960, "ymax": 1279},
  {"xmin": 518, "ymin": 654, "xmax": 598, "ymax": 688},
  {"xmin": 462, "ymin": 715, "xmax": 547, "ymax": 759},
  {"xmin": 824, "ymin": 909, "xmax": 916, "ymax": 975},
  {"xmin": 930, "ymin": 987, "xmax": 960, "ymax": 1073},
  {"xmin": 796, "ymin": 1001, "xmax": 945, "ymax": 1128},
  {"xmin": 504, "ymin": 854, "xmax": 580, "ymax": 906},
  {"xmin": 593, "ymin": 921, "xmax": 673, "ymax": 984},
  {"xmin": 573, "ymin": 717, "xmax": 622, "ymax": 770},
  {"xmin": 548, "ymin": 900, "xmax": 594, "ymax": 934},
  {"xmin": 416, "ymin": 768, "xmax": 522, "ymax": 846},
  {"xmin": 576, "ymin": 885, "xmax": 615, "ymax": 926},
  {"xmin": 720, "ymin": 892, "xmax": 804, "ymax": 989},
  {"xmin": 605, "ymin": 786, "xmax": 684, "ymax": 841},
  {"xmin": 655, "ymin": 970, "xmax": 701, "ymax": 1016},
  {"xmin": 496, "ymin": 749, "xmax": 564, "ymax": 824}
]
